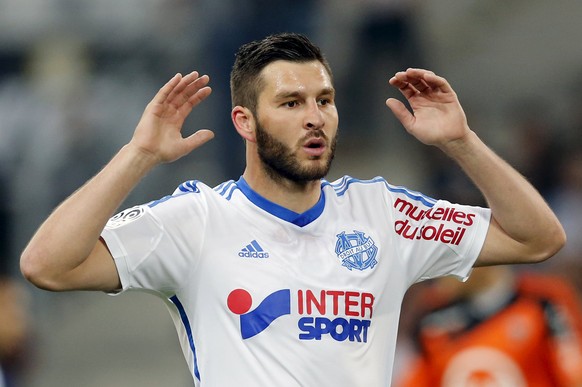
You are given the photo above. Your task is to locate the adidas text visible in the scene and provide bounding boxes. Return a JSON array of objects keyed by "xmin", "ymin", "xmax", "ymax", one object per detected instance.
[{"xmin": 238, "ymin": 251, "xmax": 270, "ymax": 258}]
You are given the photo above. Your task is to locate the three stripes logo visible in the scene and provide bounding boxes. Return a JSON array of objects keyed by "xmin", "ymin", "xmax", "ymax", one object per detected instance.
[{"xmin": 238, "ymin": 240, "xmax": 270, "ymax": 258}]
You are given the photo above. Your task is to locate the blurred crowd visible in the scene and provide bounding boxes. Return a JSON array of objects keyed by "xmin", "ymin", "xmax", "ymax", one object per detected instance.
[{"xmin": 1, "ymin": 1, "xmax": 582, "ymax": 385}]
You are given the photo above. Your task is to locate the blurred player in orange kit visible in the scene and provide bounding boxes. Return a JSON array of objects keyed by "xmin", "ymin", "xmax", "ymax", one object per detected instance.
[
  {"xmin": 396, "ymin": 266, "xmax": 582, "ymax": 387},
  {"xmin": 0, "ymin": 276, "xmax": 30, "ymax": 387}
]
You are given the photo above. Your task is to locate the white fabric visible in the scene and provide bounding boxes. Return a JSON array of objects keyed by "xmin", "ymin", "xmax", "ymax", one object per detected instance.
[{"xmin": 101, "ymin": 175, "xmax": 490, "ymax": 386}]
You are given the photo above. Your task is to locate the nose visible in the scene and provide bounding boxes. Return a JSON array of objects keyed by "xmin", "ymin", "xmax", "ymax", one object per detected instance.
[{"xmin": 304, "ymin": 100, "xmax": 324, "ymax": 130}]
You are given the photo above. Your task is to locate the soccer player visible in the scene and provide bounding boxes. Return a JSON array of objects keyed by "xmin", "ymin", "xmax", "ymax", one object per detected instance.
[
  {"xmin": 395, "ymin": 266, "xmax": 582, "ymax": 386},
  {"xmin": 20, "ymin": 33, "xmax": 565, "ymax": 386}
]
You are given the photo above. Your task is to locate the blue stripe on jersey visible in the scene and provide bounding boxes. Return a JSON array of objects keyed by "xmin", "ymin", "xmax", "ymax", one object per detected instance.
[
  {"xmin": 148, "ymin": 179, "xmax": 236, "ymax": 208},
  {"xmin": 323, "ymin": 176, "xmax": 436, "ymax": 207},
  {"xmin": 214, "ymin": 180, "xmax": 237, "ymax": 200},
  {"xmin": 147, "ymin": 195, "xmax": 174, "ymax": 208},
  {"xmin": 323, "ymin": 175, "xmax": 355, "ymax": 194},
  {"xmin": 386, "ymin": 184, "xmax": 436, "ymax": 207},
  {"xmin": 145, "ymin": 181, "xmax": 202, "ymax": 208},
  {"xmin": 169, "ymin": 295, "xmax": 200, "ymax": 381},
  {"xmin": 177, "ymin": 180, "xmax": 201, "ymax": 193},
  {"xmin": 214, "ymin": 180, "xmax": 232, "ymax": 195},
  {"xmin": 235, "ymin": 176, "xmax": 325, "ymax": 227}
]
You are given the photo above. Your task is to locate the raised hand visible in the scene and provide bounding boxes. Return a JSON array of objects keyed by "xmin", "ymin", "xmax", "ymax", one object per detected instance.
[
  {"xmin": 20, "ymin": 72, "xmax": 216, "ymax": 292},
  {"xmin": 130, "ymin": 71, "xmax": 215, "ymax": 165},
  {"xmin": 386, "ymin": 68, "xmax": 470, "ymax": 150}
]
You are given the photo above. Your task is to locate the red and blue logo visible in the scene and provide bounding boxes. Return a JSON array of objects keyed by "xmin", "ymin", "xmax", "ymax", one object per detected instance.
[
  {"xmin": 227, "ymin": 289, "xmax": 291, "ymax": 339},
  {"xmin": 227, "ymin": 288, "xmax": 374, "ymax": 342}
]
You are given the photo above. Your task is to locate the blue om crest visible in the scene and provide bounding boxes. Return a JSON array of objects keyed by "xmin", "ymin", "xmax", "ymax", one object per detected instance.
[{"xmin": 335, "ymin": 230, "xmax": 378, "ymax": 271}]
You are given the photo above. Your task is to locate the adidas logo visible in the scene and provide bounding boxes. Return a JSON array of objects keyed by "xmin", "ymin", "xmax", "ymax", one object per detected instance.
[{"xmin": 238, "ymin": 240, "xmax": 270, "ymax": 258}]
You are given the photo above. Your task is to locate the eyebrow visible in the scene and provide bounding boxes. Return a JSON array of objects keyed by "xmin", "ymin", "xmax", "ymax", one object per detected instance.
[{"xmin": 274, "ymin": 87, "xmax": 336, "ymax": 100}]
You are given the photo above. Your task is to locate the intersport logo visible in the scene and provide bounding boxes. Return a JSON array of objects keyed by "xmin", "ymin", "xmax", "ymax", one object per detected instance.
[{"xmin": 227, "ymin": 288, "xmax": 375, "ymax": 342}]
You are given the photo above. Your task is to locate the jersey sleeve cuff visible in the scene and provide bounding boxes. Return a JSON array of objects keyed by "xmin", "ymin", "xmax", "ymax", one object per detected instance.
[
  {"xmin": 101, "ymin": 228, "xmax": 131, "ymax": 294},
  {"xmin": 453, "ymin": 208, "xmax": 492, "ymax": 282}
]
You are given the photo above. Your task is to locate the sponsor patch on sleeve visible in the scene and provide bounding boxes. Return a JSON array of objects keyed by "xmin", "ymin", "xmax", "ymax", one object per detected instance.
[{"xmin": 105, "ymin": 206, "xmax": 146, "ymax": 229}]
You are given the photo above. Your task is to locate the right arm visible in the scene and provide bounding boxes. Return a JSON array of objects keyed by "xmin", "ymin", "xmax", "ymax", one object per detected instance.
[{"xmin": 20, "ymin": 71, "xmax": 214, "ymax": 292}]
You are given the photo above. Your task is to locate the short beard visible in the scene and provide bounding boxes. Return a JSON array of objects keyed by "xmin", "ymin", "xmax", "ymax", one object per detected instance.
[{"xmin": 255, "ymin": 121, "xmax": 336, "ymax": 185}]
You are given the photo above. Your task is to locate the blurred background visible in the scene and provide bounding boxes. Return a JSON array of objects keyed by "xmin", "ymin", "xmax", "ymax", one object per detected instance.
[{"xmin": 1, "ymin": 0, "xmax": 582, "ymax": 385}]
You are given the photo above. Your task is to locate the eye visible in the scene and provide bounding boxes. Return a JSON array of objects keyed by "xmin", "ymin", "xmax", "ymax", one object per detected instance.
[
  {"xmin": 318, "ymin": 97, "xmax": 333, "ymax": 106},
  {"xmin": 284, "ymin": 101, "xmax": 298, "ymax": 108}
]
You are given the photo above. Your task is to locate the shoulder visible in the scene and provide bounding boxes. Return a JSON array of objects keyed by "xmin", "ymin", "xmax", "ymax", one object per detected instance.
[
  {"xmin": 322, "ymin": 175, "xmax": 390, "ymax": 197},
  {"xmin": 323, "ymin": 175, "xmax": 437, "ymax": 207},
  {"xmin": 172, "ymin": 179, "xmax": 237, "ymax": 197},
  {"xmin": 141, "ymin": 179, "xmax": 236, "ymax": 212}
]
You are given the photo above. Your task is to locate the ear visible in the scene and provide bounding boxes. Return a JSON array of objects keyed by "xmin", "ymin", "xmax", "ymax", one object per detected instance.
[{"xmin": 231, "ymin": 106, "xmax": 256, "ymax": 143}]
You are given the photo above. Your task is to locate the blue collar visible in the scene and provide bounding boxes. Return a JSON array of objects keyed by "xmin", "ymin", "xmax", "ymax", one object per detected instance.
[{"xmin": 235, "ymin": 176, "xmax": 325, "ymax": 227}]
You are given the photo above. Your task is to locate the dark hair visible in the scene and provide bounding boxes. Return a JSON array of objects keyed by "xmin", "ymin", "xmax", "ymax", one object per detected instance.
[{"xmin": 230, "ymin": 32, "xmax": 333, "ymax": 112}]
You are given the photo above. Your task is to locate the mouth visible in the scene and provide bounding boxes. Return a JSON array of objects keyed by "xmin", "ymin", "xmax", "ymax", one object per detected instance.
[{"xmin": 302, "ymin": 137, "xmax": 327, "ymax": 157}]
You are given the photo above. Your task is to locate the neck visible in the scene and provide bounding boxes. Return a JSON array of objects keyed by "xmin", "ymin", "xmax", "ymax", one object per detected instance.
[{"xmin": 242, "ymin": 168, "xmax": 322, "ymax": 213}]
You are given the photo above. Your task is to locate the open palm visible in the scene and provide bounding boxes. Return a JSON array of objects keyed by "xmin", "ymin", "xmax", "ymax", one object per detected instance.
[
  {"xmin": 386, "ymin": 68, "xmax": 469, "ymax": 149},
  {"xmin": 131, "ymin": 71, "xmax": 214, "ymax": 164}
]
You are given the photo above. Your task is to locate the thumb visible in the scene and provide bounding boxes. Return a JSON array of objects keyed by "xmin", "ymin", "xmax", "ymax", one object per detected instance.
[
  {"xmin": 184, "ymin": 129, "xmax": 215, "ymax": 152},
  {"xmin": 386, "ymin": 98, "xmax": 415, "ymax": 130}
]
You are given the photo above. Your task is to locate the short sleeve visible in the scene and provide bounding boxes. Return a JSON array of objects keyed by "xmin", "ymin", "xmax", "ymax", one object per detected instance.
[
  {"xmin": 101, "ymin": 190, "xmax": 207, "ymax": 295},
  {"xmin": 389, "ymin": 191, "xmax": 491, "ymax": 283}
]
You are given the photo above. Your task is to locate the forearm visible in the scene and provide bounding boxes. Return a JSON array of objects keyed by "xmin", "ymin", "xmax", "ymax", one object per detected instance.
[
  {"xmin": 387, "ymin": 68, "xmax": 565, "ymax": 263},
  {"xmin": 20, "ymin": 144, "xmax": 157, "ymax": 287},
  {"xmin": 442, "ymin": 130, "xmax": 566, "ymax": 264}
]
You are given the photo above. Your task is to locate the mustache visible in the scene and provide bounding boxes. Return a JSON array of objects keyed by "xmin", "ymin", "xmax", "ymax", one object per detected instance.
[{"xmin": 301, "ymin": 129, "xmax": 328, "ymax": 142}]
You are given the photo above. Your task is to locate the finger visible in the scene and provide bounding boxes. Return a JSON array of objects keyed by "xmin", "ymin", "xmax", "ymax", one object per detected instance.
[
  {"xmin": 405, "ymin": 69, "xmax": 452, "ymax": 93},
  {"xmin": 183, "ymin": 129, "xmax": 215, "ymax": 152},
  {"xmin": 151, "ymin": 73, "xmax": 182, "ymax": 105},
  {"xmin": 166, "ymin": 71, "xmax": 201, "ymax": 105},
  {"xmin": 403, "ymin": 68, "xmax": 435, "ymax": 79},
  {"xmin": 176, "ymin": 86, "xmax": 212, "ymax": 118},
  {"xmin": 403, "ymin": 69, "xmax": 436, "ymax": 92},
  {"xmin": 182, "ymin": 75, "xmax": 211, "ymax": 103},
  {"xmin": 174, "ymin": 73, "xmax": 211, "ymax": 110},
  {"xmin": 422, "ymin": 71, "xmax": 453, "ymax": 93},
  {"xmin": 182, "ymin": 70, "xmax": 202, "ymax": 84},
  {"xmin": 386, "ymin": 98, "xmax": 415, "ymax": 130},
  {"xmin": 188, "ymin": 85, "xmax": 212, "ymax": 107},
  {"xmin": 410, "ymin": 78, "xmax": 430, "ymax": 93},
  {"xmin": 389, "ymin": 71, "xmax": 409, "ymax": 87},
  {"xmin": 389, "ymin": 74, "xmax": 418, "ymax": 100}
]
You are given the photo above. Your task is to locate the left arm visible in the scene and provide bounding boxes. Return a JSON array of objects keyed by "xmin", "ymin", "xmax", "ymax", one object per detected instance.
[{"xmin": 386, "ymin": 68, "xmax": 565, "ymax": 266}]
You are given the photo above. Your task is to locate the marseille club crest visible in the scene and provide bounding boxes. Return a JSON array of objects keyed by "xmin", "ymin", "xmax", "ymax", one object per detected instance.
[{"xmin": 335, "ymin": 230, "xmax": 378, "ymax": 271}]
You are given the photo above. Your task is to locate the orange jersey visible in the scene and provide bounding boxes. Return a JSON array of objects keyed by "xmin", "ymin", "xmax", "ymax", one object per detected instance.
[{"xmin": 396, "ymin": 273, "xmax": 582, "ymax": 387}]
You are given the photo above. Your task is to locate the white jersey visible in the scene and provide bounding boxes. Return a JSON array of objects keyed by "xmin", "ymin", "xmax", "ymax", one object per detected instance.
[{"xmin": 101, "ymin": 176, "xmax": 491, "ymax": 386}]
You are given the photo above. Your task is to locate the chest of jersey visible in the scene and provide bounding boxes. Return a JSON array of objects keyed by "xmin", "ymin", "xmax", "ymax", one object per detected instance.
[
  {"xmin": 168, "ymin": 189, "xmax": 406, "ymax": 386},
  {"xmin": 191, "ymin": 194, "xmax": 401, "ymax": 343},
  {"xmin": 103, "ymin": 177, "xmax": 490, "ymax": 386}
]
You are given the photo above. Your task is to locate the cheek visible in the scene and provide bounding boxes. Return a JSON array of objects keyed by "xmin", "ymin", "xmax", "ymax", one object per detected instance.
[
  {"xmin": 325, "ymin": 108, "xmax": 339, "ymax": 127},
  {"xmin": 329, "ymin": 111, "xmax": 338, "ymax": 122},
  {"xmin": 327, "ymin": 116, "xmax": 339, "ymax": 138},
  {"xmin": 262, "ymin": 116, "xmax": 299, "ymax": 142}
]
